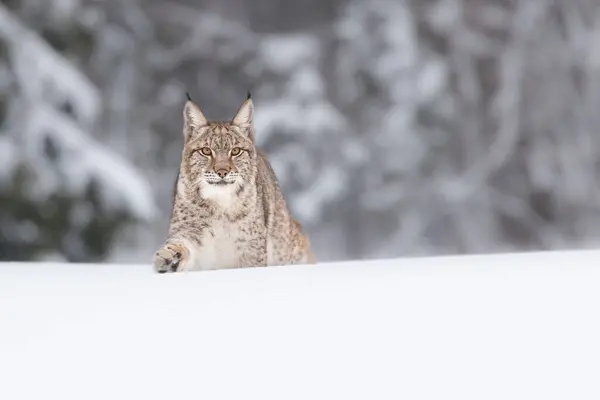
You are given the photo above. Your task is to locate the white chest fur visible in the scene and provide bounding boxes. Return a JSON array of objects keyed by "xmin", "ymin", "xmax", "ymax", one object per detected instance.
[
  {"xmin": 191, "ymin": 222, "xmax": 240, "ymax": 270},
  {"xmin": 184, "ymin": 183, "xmax": 245, "ymax": 270}
]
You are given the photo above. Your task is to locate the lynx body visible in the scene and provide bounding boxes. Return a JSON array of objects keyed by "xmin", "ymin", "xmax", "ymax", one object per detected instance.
[{"xmin": 153, "ymin": 94, "xmax": 315, "ymax": 273}]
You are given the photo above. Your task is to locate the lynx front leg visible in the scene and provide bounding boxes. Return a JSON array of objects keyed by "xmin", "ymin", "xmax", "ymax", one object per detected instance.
[
  {"xmin": 238, "ymin": 237, "xmax": 268, "ymax": 268},
  {"xmin": 153, "ymin": 242, "xmax": 190, "ymax": 273}
]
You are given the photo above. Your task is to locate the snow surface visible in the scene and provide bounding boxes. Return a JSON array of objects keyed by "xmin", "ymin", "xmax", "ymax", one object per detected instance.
[{"xmin": 1, "ymin": 250, "xmax": 599, "ymax": 400}]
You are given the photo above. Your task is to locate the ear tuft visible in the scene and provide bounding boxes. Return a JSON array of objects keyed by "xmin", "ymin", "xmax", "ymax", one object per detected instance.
[
  {"xmin": 246, "ymin": 91, "xmax": 252, "ymax": 100},
  {"xmin": 186, "ymin": 92, "xmax": 192, "ymax": 101},
  {"xmin": 183, "ymin": 100, "xmax": 207, "ymax": 139},
  {"xmin": 232, "ymin": 96, "xmax": 253, "ymax": 128}
]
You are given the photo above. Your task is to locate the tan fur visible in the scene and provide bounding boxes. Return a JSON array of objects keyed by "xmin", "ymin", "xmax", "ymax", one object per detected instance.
[{"xmin": 153, "ymin": 94, "xmax": 316, "ymax": 273}]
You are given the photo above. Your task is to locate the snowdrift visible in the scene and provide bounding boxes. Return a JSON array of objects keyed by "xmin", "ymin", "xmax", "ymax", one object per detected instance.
[{"xmin": 1, "ymin": 250, "xmax": 599, "ymax": 400}]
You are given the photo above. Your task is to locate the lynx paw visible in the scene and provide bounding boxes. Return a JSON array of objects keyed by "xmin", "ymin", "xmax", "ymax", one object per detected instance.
[{"xmin": 153, "ymin": 243, "xmax": 189, "ymax": 274}]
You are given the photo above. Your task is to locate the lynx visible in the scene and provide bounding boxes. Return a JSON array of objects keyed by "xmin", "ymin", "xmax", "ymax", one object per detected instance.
[{"xmin": 153, "ymin": 93, "xmax": 316, "ymax": 273}]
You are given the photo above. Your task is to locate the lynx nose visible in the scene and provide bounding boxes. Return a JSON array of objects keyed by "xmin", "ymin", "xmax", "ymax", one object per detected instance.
[{"xmin": 216, "ymin": 168, "xmax": 229, "ymax": 178}]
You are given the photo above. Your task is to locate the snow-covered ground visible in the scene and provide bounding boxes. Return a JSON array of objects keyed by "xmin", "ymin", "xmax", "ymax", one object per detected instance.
[{"xmin": 1, "ymin": 250, "xmax": 599, "ymax": 400}]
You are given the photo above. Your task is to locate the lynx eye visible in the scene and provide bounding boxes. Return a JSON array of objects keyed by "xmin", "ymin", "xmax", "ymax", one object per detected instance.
[
  {"xmin": 200, "ymin": 147, "xmax": 212, "ymax": 156},
  {"xmin": 230, "ymin": 147, "xmax": 242, "ymax": 156}
]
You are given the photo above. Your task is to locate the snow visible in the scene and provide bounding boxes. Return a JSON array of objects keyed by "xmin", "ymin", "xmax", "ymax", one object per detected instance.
[
  {"xmin": 21, "ymin": 104, "xmax": 157, "ymax": 220},
  {"xmin": 254, "ymin": 33, "xmax": 346, "ymax": 144},
  {"xmin": 0, "ymin": 138, "xmax": 18, "ymax": 183},
  {"xmin": 0, "ymin": 3, "xmax": 157, "ymax": 222},
  {"xmin": 0, "ymin": 250, "xmax": 599, "ymax": 400},
  {"xmin": 292, "ymin": 165, "xmax": 348, "ymax": 223},
  {"xmin": 0, "ymin": 4, "xmax": 101, "ymax": 128},
  {"xmin": 258, "ymin": 34, "xmax": 319, "ymax": 73}
]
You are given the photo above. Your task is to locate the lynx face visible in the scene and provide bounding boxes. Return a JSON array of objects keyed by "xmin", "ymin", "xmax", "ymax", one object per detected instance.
[
  {"xmin": 180, "ymin": 96, "xmax": 256, "ymax": 204},
  {"xmin": 185, "ymin": 125, "xmax": 254, "ymax": 190}
]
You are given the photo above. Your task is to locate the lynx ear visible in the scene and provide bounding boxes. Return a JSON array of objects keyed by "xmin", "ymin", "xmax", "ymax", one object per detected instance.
[
  {"xmin": 232, "ymin": 93, "xmax": 254, "ymax": 129},
  {"xmin": 183, "ymin": 96, "xmax": 207, "ymax": 139}
]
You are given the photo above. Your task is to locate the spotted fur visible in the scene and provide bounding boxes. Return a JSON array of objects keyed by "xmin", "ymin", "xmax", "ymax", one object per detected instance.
[{"xmin": 153, "ymin": 94, "xmax": 316, "ymax": 273}]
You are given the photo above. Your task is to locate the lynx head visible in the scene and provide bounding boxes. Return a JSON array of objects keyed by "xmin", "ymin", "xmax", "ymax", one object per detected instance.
[{"xmin": 179, "ymin": 93, "xmax": 257, "ymax": 205}]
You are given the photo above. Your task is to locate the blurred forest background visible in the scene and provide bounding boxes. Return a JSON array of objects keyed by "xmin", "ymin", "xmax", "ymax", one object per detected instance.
[{"xmin": 2, "ymin": 0, "xmax": 600, "ymax": 264}]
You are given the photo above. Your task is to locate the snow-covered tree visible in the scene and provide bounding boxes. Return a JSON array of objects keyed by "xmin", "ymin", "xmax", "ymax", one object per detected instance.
[
  {"xmin": 3, "ymin": 0, "xmax": 600, "ymax": 263},
  {"xmin": 326, "ymin": 0, "xmax": 600, "ymax": 259},
  {"xmin": 0, "ymin": 3, "xmax": 157, "ymax": 262}
]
